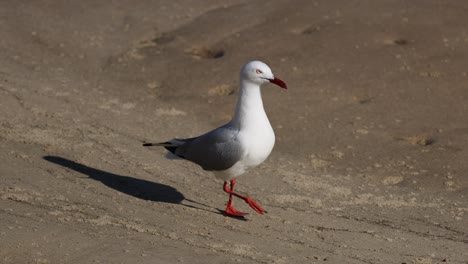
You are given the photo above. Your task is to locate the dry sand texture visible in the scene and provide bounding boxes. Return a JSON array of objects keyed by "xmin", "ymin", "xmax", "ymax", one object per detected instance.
[{"xmin": 1, "ymin": 1, "xmax": 467, "ymax": 263}]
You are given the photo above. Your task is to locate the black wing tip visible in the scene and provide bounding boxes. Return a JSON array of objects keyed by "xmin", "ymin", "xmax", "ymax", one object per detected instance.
[
  {"xmin": 142, "ymin": 141, "xmax": 179, "ymax": 155},
  {"xmin": 142, "ymin": 141, "xmax": 174, "ymax": 148}
]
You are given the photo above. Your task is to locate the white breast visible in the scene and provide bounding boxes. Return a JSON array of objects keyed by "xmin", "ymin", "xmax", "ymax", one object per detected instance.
[
  {"xmin": 214, "ymin": 118, "xmax": 275, "ymax": 182},
  {"xmin": 241, "ymin": 119, "xmax": 275, "ymax": 167}
]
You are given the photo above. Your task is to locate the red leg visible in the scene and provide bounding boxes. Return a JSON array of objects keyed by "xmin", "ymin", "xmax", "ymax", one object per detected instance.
[
  {"xmin": 223, "ymin": 179, "xmax": 266, "ymax": 216},
  {"xmin": 223, "ymin": 180, "xmax": 248, "ymax": 216}
]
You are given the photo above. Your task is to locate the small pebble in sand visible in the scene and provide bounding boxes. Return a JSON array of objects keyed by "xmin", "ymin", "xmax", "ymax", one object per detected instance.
[{"xmin": 400, "ymin": 134, "xmax": 435, "ymax": 146}]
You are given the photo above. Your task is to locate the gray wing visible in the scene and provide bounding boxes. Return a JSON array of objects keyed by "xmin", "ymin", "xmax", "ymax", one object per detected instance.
[{"xmin": 175, "ymin": 125, "xmax": 244, "ymax": 171}]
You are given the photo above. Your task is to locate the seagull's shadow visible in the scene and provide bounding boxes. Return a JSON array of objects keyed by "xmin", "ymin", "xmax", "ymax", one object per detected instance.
[
  {"xmin": 44, "ymin": 155, "xmax": 187, "ymax": 203},
  {"xmin": 43, "ymin": 156, "xmax": 241, "ymax": 219}
]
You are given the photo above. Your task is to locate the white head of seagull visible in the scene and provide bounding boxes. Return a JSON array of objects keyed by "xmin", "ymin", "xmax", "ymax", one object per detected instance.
[{"xmin": 240, "ymin": 61, "xmax": 288, "ymax": 89}]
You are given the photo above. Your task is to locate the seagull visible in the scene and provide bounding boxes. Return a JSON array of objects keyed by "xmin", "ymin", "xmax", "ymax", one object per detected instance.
[{"xmin": 143, "ymin": 61, "xmax": 287, "ymax": 217}]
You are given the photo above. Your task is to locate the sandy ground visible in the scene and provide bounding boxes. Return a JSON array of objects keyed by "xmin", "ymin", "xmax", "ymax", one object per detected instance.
[{"xmin": 1, "ymin": 1, "xmax": 467, "ymax": 263}]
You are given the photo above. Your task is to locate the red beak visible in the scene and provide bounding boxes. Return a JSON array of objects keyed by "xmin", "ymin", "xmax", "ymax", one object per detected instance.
[{"xmin": 269, "ymin": 77, "xmax": 288, "ymax": 89}]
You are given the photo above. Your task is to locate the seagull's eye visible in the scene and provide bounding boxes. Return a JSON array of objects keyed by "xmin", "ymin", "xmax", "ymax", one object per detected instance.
[{"xmin": 256, "ymin": 69, "xmax": 263, "ymax": 74}]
